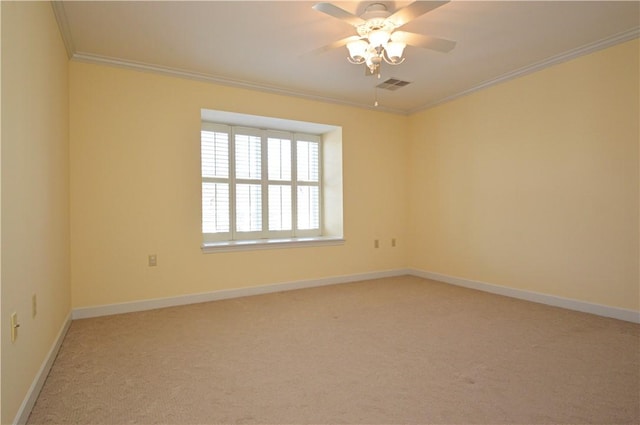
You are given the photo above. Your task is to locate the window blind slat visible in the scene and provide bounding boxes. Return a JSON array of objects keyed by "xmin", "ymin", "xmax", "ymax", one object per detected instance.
[
  {"xmin": 268, "ymin": 137, "xmax": 292, "ymax": 181},
  {"xmin": 236, "ymin": 184, "xmax": 262, "ymax": 232},
  {"xmin": 202, "ymin": 182, "xmax": 230, "ymax": 233},
  {"xmin": 297, "ymin": 140, "xmax": 319, "ymax": 182},
  {"xmin": 235, "ymin": 134, "xmax": 261, "ymax": 180},
  {"xmin": 297, "ymin": 185, "xmax": 319, "ymax": 230},
  {"xmin": 201, "ymin": 131, "xmax": 229, "ymax": 178},
  {"xmin": 268, "ymin": 185, "xmax": 292, "ymax": 231}
]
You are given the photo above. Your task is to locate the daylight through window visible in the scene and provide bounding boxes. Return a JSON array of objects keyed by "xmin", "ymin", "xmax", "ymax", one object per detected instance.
[{"xmin": 201, "ymin": 123, "xmax": 322, "ymax": 243}]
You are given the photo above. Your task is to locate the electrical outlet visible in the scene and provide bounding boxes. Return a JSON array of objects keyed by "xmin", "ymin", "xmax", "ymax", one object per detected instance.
[
  {"xmin": 32, "ymin": 293, "xmax": 37, "ymax": 318},
  {"xmin": 148, "ymin": 254, "xmax": 157, "ymax": 267},
  {"xmin": 10, "ymin": 312, "xmax": 19, "ymax": 343}
]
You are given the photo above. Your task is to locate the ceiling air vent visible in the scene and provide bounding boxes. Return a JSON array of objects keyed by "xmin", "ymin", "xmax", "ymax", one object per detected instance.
[{"xmin": 376, "ymin": 78, "xmax": 411, "ymax": 91}]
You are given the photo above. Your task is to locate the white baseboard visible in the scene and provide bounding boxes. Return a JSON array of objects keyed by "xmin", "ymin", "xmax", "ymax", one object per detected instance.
[
  {"xmin": 72, "ymin": 267, "xmax": 640, "ymax": 323},
  {"xmin": 410, "ymin": 269, "xmax": 640, "ymax": 324},
  {"xmin": 13, "ymin": 312, "xmax": 72, "ymax": 425},
  {"xmin": 72, "ymin": 268, "xmax": 411, "ymax": 320}
]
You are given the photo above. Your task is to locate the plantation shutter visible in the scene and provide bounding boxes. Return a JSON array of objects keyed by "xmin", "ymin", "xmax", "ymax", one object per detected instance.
[
  {"xmin": 296, "ymin": 135, "xmax": 321, "ymax": 235},
  {"xmin": 234, "ymin": 128, "xmax": 263, "ymax": 238},
  {"xmin": 201, "ymin": 124, "xmax": 231, "ymax": 241},
  {"xmin": 267, "ymin": 132, "xmax": 293, "ymax": 234},
  {"xmin": 202, "ymin": 123, "xmax": 322, "ymax": 243}
]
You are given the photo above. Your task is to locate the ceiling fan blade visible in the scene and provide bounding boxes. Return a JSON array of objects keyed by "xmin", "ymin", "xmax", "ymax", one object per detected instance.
[
  {"xmin": 312, "ymin": 3, "xmax": 365, "ymax": 27},
  {"xmin": 310, "ymin": 35, "xmax": 362, "ymax": 55},
  {"xmin": 387, "ymin": 1, "xmax": 449, "ymax": 28},
  {"xmin": 392, "ymin": 31, "xmax": 456, "ymax": 53}
]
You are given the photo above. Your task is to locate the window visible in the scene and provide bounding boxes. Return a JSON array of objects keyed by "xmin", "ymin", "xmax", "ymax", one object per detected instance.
[{"xmin": 201, "ymin": 123, "xmax": 324, "ymax": 245}]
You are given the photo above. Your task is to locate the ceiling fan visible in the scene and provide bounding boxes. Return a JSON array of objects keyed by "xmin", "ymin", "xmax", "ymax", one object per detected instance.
[{"xmin": 312, "ymin": 1, "xmax": 456, "ymax": 76}]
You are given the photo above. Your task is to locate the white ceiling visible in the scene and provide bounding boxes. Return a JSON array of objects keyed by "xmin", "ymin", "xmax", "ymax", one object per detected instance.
[{"xmin": 54, "ymin": 1, "xmax": 640, "ymax": 114}]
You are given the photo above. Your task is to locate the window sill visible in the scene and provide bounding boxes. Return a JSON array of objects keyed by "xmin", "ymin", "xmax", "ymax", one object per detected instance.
[{"xmin": 201, "ymin": 236, "xmax": 345, "ymax": 253}]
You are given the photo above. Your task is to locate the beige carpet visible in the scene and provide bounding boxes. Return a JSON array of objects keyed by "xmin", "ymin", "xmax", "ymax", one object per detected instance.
[{"xmin": 28, "ymin": 276, "xmax": 639, "ymax": 424}]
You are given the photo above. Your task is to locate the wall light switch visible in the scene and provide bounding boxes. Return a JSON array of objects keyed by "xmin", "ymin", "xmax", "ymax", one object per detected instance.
[
  {"xmin": 32, "ymin": 293, "xmax": 37, "ymax": 318},
  {"xmin": 10, "ymin": 312, "xmax": 19, "ymax": 343},
  {"xmin": 374, "ymin": 239, "xmax": 379, "ymax": 249},
  {"xmin": 148, "ymin": 254, "xmax": 157, "ymax": 267}
]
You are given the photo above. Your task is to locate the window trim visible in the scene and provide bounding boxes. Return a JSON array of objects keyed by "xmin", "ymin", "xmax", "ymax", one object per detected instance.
[{"xmin": 201, "ymin": 236, "xmax": 345, "ymax": 253}]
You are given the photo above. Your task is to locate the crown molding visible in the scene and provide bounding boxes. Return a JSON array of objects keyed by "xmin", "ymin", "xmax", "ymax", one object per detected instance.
[
  {"xmin": 50, "ymin": 1, "xmax": 74, "ymax": 59},
  {"xmin": 50, "ymin": 0, "xmax": 402, "ymax": 114},
  {"xmin": 51, "ymin": 0, "xmax": 638, "ymax": 117},
  {"xmin": 70, "ymin": 52, "xmax": 406, "ymax": 115},
  {"xmin": 409, "ymin": 26, "xmax": 640, "ymax": 114}
]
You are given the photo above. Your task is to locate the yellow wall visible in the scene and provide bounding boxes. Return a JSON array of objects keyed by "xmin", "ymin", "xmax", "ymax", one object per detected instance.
[
  {"xmin": 70, "ymin": 39, "xmax": 639, "ymax": 312},
  {"xmin": 69, "ymin": 62, "xmax": 409, "ymax": 308},
  {"xmin": 1, "ymin": 2, "xmax": 70, "ymax": 424},
  {"xmin": 408, "ymin": 39, "xmax": 639, "ymax": 311}
]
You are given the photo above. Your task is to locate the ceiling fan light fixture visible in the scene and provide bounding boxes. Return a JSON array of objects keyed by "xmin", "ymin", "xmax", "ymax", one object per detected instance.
[
  {"xmin": 312, "ymin": 1, "xmax": 457, "ymax": 105},
  {"xmin": 368, "ymin": 29, "xmax": 391, "ymax": 47},
  {"xmin": 384, "ymin": 41, "xmax": 406, "ymax": 64},
  {"xmin": 346, "ymin": 39, "xmax": 368, "ymax": 63}
]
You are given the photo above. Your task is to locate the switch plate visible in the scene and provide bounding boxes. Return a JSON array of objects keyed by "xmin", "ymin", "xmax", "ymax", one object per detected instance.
[
  {"xmin": 32, "ymin": 293, "xmax": 37, "ymax": 318},
  {"xmin": 391, "ymin": 238, "xmax": 396, "ymax": 247},
  {"xmin": 10, "ymin": 312, "xmax": 19, "ymax": 343},
  {"xmin": 374, "ymin": 239, "xmax": 379, "ymax": 248},
  {"xmin": 148, "ymin": 254, "xmax": 157, "ymax": 267}
]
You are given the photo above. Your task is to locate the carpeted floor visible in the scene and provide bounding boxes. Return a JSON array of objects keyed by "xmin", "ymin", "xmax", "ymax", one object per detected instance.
[{"xmin": 27, "ymin": 276, "xmax": 639, "ymax": 424}]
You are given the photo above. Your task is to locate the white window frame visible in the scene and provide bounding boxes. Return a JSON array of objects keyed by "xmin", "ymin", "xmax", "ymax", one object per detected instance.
[{"xmin": 202, "ymin": 122, "xmax": 331, "ymax": 250}]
